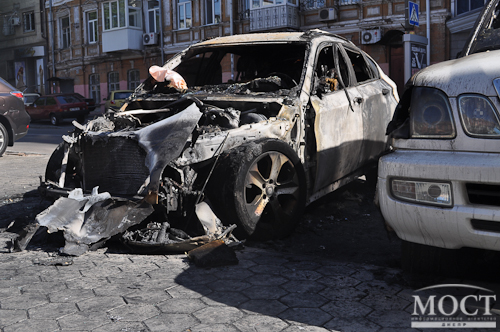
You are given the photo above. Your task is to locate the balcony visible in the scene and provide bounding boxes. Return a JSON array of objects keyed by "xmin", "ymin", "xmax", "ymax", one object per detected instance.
[
  {"xmin": 250, "ymin": 4, "xmax": 299, "ymax": 31},
  {"xmin": 102, "ymin": 28, "xmax": 143, "ymax": 53}
]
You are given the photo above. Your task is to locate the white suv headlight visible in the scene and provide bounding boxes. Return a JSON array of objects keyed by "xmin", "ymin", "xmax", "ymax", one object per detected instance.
[
  {"xmin": 410, "ymin": 87, "xmax": 455, "ymax": 138},
  {"xmin": 458, "ymin": 94, "xmax": 500, "ymax": 137},
  {"xmin": 391, "ymin": 179, "xmax": 453, "ymax": 207}
]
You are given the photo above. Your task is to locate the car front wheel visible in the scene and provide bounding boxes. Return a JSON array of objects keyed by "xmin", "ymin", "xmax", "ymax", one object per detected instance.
[
  {"xmin": 0, "ymin": 122, "xmax": 8, "ymax": 157},
  {"xmin": 50, "ymin": 113, "xmax": 60, "ymax": 126},
  {"xmin": 209, "ymin": 139, "xmax": 306, "ymax": 241}
]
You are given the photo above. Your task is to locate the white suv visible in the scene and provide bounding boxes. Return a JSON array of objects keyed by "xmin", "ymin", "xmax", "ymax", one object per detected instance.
[{"xmin": 378, "ymin": 0, "xmax": 500, "ymax": 271}]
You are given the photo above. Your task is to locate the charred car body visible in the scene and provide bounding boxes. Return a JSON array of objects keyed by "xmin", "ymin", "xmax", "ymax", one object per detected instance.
[
  {"xmin": 378, "ymin": 0, "xmax": 500, "ymax": 271},
  {"xmin": 34, "ymin": 30, "xmax": 397, "ymax": 255}
]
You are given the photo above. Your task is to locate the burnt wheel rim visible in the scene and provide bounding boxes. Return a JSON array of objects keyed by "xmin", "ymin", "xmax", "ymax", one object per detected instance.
[
  {"xmin": 0, "ymin": 129, "xmax": 5, "ymax": 151},
  {"xmin": 244, "ymin": 151, "xmax": 301, "ymax": 228}
]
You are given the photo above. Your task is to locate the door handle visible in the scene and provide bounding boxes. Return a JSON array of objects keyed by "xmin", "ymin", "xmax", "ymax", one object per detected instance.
[
  {"xmin": 355, "ymin": 97, "xmax": 363, "ymax": 104},
  {"xmin": 382, "ymin": 88, "xmax": 390, "ymax": 95}
]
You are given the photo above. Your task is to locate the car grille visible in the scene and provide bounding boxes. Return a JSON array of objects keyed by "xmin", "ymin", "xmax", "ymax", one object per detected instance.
[
  {"xmin": 82, "ymin": 137, "xmax": 150, "ymax": 196},
  {"xmin": 466, "ymin": 183, "xmax": 500, "ymax": 207}
]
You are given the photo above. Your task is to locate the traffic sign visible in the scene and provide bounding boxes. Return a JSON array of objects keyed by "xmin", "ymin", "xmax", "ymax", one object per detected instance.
[{"xmin": 409, "ymin": 1, "xmax": 419, "ymax": 26}]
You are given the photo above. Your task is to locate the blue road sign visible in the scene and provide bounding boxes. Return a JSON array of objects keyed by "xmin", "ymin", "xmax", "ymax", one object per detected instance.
[{"xmin": 409, "ymin": 1, "xmax": 419, "ymax": 26}]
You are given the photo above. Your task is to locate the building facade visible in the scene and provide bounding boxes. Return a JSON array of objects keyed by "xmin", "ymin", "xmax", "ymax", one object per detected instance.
[
  {"xmin": 0, "ymin": 0, "xmax": 48, "ymax": 94},
  {"xmin": 0, "ymin": 0, "xmax": 489, "ymax": 110}
]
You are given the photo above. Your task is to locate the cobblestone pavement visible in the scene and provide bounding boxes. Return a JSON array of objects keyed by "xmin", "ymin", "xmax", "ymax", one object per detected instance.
[{"xmin": 0, "ymin": 236, "xmax": 498, "ymax": 332}]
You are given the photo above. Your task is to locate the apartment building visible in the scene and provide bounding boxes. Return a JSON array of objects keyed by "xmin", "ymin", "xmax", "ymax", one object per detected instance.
[{"xmin": 0, "ymin": 0, "xmax": 489, "ymax": 109}]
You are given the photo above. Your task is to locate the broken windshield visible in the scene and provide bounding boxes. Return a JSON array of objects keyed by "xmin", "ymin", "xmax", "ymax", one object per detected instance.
[
  {"xmin": 465, "ymin": 0, "xmax": 500, "ymax": 55},
  {"xmin": 174, "ymin": 43, "xmax": 307, "ymax": 89}
]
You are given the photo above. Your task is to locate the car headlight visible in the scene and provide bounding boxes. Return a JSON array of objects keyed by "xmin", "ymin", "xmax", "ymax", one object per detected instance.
[
  {"xmin": 410, "ymin": 87, "xmax": 455, "ymax": 138},
  {"xmin": 458, "ymin": 94, "xmax": 500, "ymax": 137},
  {"xmin": 391, "ymin": 179, "xmax": 453, "ymax": 207}
]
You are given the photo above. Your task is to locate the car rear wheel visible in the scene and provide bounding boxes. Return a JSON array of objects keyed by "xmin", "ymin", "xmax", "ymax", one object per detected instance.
[
  {"xmin": 50, "ymin": 113, "xmax": 60, "ymax": 126},
  {"xmin": 209, "ymin": 139, "xmax": 306, "ymax": 241},
  {"xmin": 0, "ymin": 122, "xmax": 8, "ymax": 157}
]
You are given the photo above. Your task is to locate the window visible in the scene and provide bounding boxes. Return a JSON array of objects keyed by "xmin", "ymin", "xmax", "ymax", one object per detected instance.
[
  {"xmin": 102, "ymin": 0, "xmax": 142, "ymax": 30},
  {"xmin": 344, "ymin": 47, "xmax": 374, "ymax": 84},
  {"xmin": 23, "ymin": 12, "xmax": 35, "ymax": 32},
  {"xmin": 34, "ymin": 97, "xmax": 46, "ymax": 107},
  {"xmin": 128, "ymin": 69, "xmax": 140, "ymax": 90},
  {"xmin": 457, "ymin": 0, "xmax": 485, "ymax": 15},
  {"xmin": 205, "ymin": 0, "xmax": 221, "ymax": 24},
  {"xmin": 148, "ymin": 0, "xmax": 160, "ymax": 33},
  {"xmin": 46, "ymin": 97, "xmax": 57, "ymax": 105},
  {"xmin": 108, "ymin": 72, "xmax": 119, "ymax": 92},
  {"xmin": 61, "ymin": 16, "xmax": 71, "ymax": 49},
  {"xmin": 87, "ymin": 11, "xmax": 98, "ymax": 43},
  {"xmin": 178, "ymin": 0, "xmax": 192, "ymax": 29},
  {"xmin": 89, "ymin": 74, "xmax": 100, "ymax": 103},
  {"xmin": 251, "ymin": 0, "xmax": 297, "ymax": 8}
]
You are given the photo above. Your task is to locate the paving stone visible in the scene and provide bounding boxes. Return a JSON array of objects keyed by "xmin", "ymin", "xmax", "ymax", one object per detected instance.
[
  {"xmin": 242, "ymin": 285, "xmax": 288, "ymax": 300},
  {"xmin": 2, "ymin": 318, "xmax": 58, "ymax": 332},
  {"xmin": 106, "ymin": 274, "xmax": 153, "ymax": 285},
  {"xmin": 321, "ymin": 300, "xmax": 373, "ymax": 318},
  {"xmin": 190, "ymin": 323, "xmax": 240, "ymax": 332},
  {"xmin": 147, "ymin": 268, "xmax": 188, "ymax": 280},
  {"xmin": 316, "ymin": 275, "xmax": 362, "ymax": 288},
  {"xmin": 0, "ymin": 275, "xmax": 42, "ymax": 288},
  {"xmin": 107, "ymin": 303, "xmax": 160, "ymax": 321},
  {"xmin": 123, "ymin": 288, "xmax": 173, "ymax": 304},
  {"xmin": 281, "ymin": 268, "xmax": 325, "ymax": 281},
  {"xmin": 350, "ymin": 269, "xmax": 376, "ymax": 281},
  {"xmin": 282, "ymin": 261, "xmax": 322, "ymax": 271},
  {"xmin": 367, "ymin": 310, "xmax": 412, "ymax": 328},
  {"xmin": 282, "ymin": 325, "xmax": 330, "ymax": 332},
  {"xmin": 200, "ymin": 291, "xmax": 249, "ymax": 307},
  {"xmin": 238, "ymin": 299, "xmax": 287, "ymax": 316},
  {"xmin": 38, "ymin": 270, "xmax": 83, "ymax": 282},
  {"xmin": 356, "ymin": 280, "xmax": 403, "ymax": 295},
  {"xmin": 0, "ymin": 293, "xmax": 48, "ymax": 310},
  {"xmin": 144, "ymin": 313, "xmax": 199, "ymax": 331},
  {"xmin": 93, "ymin": 284, "xmax": 143, "ymax": 297},
  {"xmin": 193, "ymin": 306, "xmax": 243, "ymax": 324},
  {"xmin": 234, "ymin": 314, "xmax": 289, "ymax": 332},
  {"xmin": 19, "ymin": 281, "xmax": 68, "ymax": 294},
  {"xmin": 175, "ymin": 272, "xmax": 218, "ymax": 286},
  {"xmin": 28, "ymin": 302, "xmax": 78, "ymax": 320},
  {"xmin": 92, "ymin": 321, "xmax": 149, "ymax": 332},
  {"xmin": 207, "ymin": 267, "xmax": 255, "ymax": 280},
  {"xmin": 157, "ymin": 298, "xmax": 206, "ymax": 314},
  {"xmin": 0, "ymin": 309, "xmax": 27, "ymax": 328},
  {"xmin": 48, "ymin": 288, "xmax": 95, "ymax": 303},
  {"xmin": 248, "ymin": 255, "xmax": 289, "ymax": 266},
  {"xmin": 232, "ymin": 258, "xmax": 257, "ymax": 269},
  {"xmin": 246, "ymin": 274, "xmax": 288, "ymax": 286},
  {"xmin": 57, "ymin": 311, "xmax": 109, "ymax": 330},
  {"xmin": 76, "ymin": 296, "xmax": 125, "ymax": 312},
  {"xmin": 207, "ymin": 279, "xmax": 252, "ymax": 292},
  {"xmin": 361, "ymin": 293, "xmax": 411, "ymax": 311},
  {"xmin": 278, "ymin": 308, "xmax": 332, "ymax": 326},
  {"xmin": 0, "ymin": 287, "xmax": 21, "ymax": 299},
  {"xmin": 323, "ymin": 317, "xmax": 381, "ymax": 332},
  {"xmin": 319, "ymin": 287, "xmax": 368, "ymax": 302},
  {"xmin": 167, "ymin": 285, "xmax": 213, "ymax": 299},
  {"xmin": 280, "ymin": 280, "xmax": 326, "ymax": 294},
  {"xmin": 280, "ymin": 293, "xmax": 329, "ymax": 308},
  {"xmin": 79, "ymin": 266, "xmax": 123, "ymax": 278},
  {"xmin": 249, "ymin": 264, "xmax": 290, "ymax": 275},
  {"xmin": 65, "ymin": 277, "xmax": 109, "ymax": 290},
  {"xmin": 315, "ymin": 264, "xmax": 357, "ymax": 277}
]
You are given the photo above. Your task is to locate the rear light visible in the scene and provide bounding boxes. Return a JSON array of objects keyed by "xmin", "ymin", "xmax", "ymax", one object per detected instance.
[
  {"xmin": 110, "ymin": 100, "xmax": 115, "ymax": 104},
  {"xmin": 10, "ymin": 91, "xmax": 23, "ymax": 99},
  {"xmin": 458, "ymin": 94, "xmax": 500, "ymax": 137},
  {"xmin": 391, "ymin": 179, "xmax": 452, "ymax": 207},
  {"xmin": 410, "ymin": 87, "xmax": 455, "ymax": 138}
]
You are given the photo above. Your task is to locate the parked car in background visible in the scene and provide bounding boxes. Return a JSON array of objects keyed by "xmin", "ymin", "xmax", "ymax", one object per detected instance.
[
  {"xmin": 71, "ymin": 93, "xmax": 96, "ymax": 113},
  {"xmin": 37, "ymin": 30, "xmax": 398, "ymax": 255},
  {"xmin": 103, "ymin": 90, "xmax": 133, "ymax": 112},
  {"xmin": 377, "ymin": 0, "xmax": 500, "ymax": 273},
  {"xmin": 0, "ymin": 77, "xmax": 30, "ymax": 156},
  {"xmin": 23, "ymin": 93, "xmax": 40, "ymax": 106},
  {"xmin": 25, "ymin": 94, "xmax": 87, "ymax": 125}
]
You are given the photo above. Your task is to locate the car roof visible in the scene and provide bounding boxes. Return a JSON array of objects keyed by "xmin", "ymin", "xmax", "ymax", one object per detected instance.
[{"xmin": 194, "ymin": 29, "xmax": 350, "ymax": 47}]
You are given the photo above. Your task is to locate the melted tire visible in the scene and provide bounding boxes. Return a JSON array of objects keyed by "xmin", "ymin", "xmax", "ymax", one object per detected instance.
[{"xmin": 208, "ymin": 139, "xmax": 306, "ymax": 241}]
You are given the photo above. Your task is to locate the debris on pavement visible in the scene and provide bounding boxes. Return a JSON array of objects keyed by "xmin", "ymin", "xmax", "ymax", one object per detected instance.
[{"xmin": 187, "ymin": 240, "xmax": 239, "ymax": 268}]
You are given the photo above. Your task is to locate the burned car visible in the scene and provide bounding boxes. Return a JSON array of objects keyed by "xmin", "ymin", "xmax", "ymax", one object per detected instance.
[
  {"xmin": 34, "ymin": 30, "xmax": 398, "ymax": 255},
  {"xmin": 378, "ymin": 0, "xmax": 500, "ymax": 271}
]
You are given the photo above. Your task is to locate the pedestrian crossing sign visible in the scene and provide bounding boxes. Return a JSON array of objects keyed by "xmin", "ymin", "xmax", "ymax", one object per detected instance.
[{"xmin": 409, "ymin": 1, "xmax": 419, "ymax": 26}]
